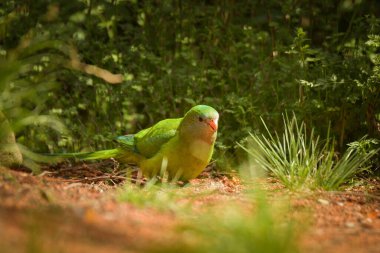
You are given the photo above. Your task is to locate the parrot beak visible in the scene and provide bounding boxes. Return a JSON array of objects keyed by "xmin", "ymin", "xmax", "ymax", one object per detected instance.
[{"xmin": 208, "ymin": 118, "xmax": 218, "ymax": 131}]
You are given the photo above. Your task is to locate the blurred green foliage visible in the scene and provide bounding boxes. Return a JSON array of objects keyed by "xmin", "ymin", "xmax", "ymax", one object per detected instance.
[
  {"xmin": 1, "ymin": 0, "xmax": 379, "ymax": 169},
  {"xmin": 0, "ymin": 24, "xmax": 70, "ymax": 169}
]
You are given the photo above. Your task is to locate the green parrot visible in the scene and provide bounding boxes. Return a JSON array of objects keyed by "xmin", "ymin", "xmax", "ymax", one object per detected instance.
[{"xmin": 52, "ymin": 105, "xmax": 219, "ymax": 181}]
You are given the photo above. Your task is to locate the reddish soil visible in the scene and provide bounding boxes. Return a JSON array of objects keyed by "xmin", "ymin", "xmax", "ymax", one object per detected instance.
[{"xmin": 0, "ymin": 162, "xmax": 379, "ymax": 253}]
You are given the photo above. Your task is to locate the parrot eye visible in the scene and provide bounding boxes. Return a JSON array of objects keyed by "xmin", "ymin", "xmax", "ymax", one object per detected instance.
[{"xmin": 198, "ymin": 116, "xmax": 203, "ymax": 122}]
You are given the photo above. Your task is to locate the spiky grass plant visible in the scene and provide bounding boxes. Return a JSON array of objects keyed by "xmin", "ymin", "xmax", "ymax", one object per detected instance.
[{"xmin": 239, "ymin": 114, "xmax": 377, "ymax": 190}]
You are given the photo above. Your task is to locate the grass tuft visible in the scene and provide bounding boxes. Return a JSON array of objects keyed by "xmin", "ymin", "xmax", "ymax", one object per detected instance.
[{"xmin": 239, "ymin": 113, "xmax": 378, "ymax": 190}]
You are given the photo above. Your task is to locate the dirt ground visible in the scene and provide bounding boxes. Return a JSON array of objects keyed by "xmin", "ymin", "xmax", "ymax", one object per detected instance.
[{"xmin": 0, "ymin": 161, "xmax": 379, "ymax": 253}]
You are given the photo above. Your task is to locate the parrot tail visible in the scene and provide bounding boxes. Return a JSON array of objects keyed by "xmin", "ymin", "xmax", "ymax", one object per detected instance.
[{"xmin": 47, "ymin": 148, "xmax": 120, "ymax": 161}]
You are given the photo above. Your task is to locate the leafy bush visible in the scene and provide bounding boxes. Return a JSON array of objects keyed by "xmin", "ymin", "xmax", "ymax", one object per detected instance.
[
  {"xmin": 0, "ymin": 33, "xmax": 69, "ymax": 170},
  {"xmin": 1, "ymin": 1, "xmax": 379, "ymax": 172}
]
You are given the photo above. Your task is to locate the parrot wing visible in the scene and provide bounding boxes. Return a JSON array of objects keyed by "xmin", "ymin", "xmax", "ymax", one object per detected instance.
[
  {"xmin": 116, "ymin": 117, "xmax": 182, "ymax": 158},
  {"xmin": 115, "ymin": 134, "xmax": 136, "ymax": 150}
]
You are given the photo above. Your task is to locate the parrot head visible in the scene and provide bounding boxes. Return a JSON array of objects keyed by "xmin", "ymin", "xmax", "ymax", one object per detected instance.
[{"xmin": 179, "ymin": 105, "xmax": 219, "ymax": 142}]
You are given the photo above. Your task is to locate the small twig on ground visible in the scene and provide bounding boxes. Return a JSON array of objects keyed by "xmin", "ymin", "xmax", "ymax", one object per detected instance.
[
  {"xmin": 111, "ymin": 158, "xmax": 120, "ymax": 172},
  {"xmin": 65, "ymin": 175, "xmax": 127, "ymax": 183},
  {"xmin": 63, "ymin": 182, "xmax": 83, "ymax": 190},
  {"xmin": 46, "ymin": 173, "xmax": 128, "ymax": 184},
  {"xmin": 109, "ymin": 178, "xmax": 117, "ymax": 186},
  {"xmin": 38, "ymin": 171, "xmax": 57, "ymax": 177}
]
